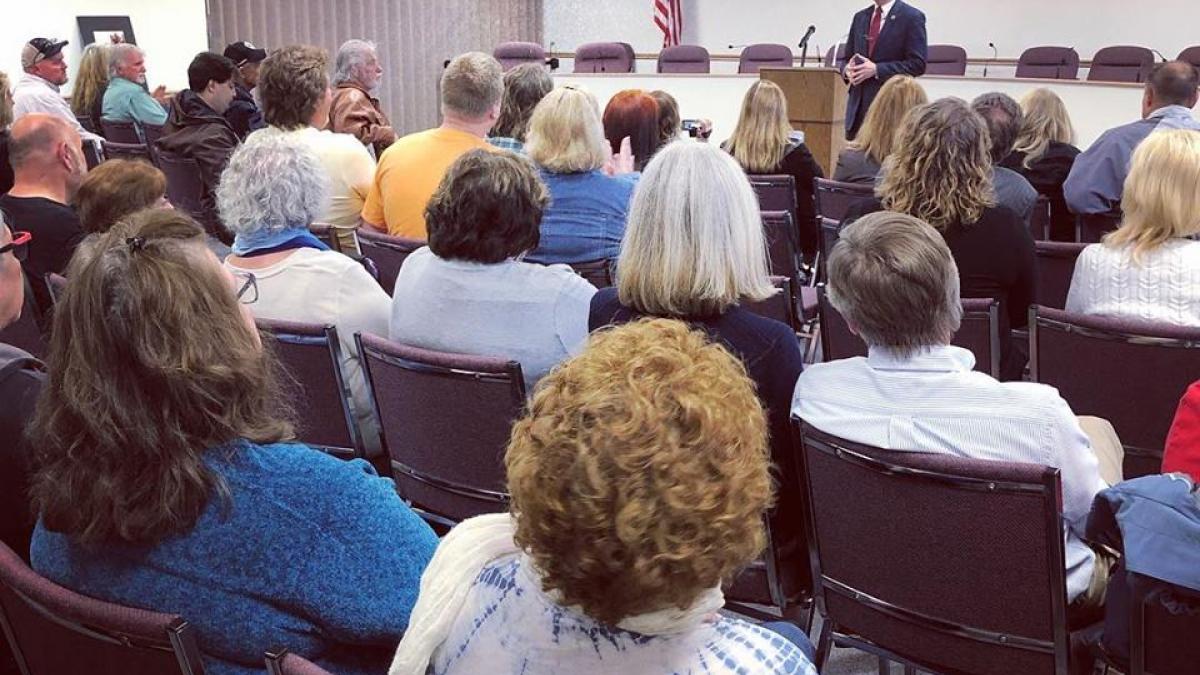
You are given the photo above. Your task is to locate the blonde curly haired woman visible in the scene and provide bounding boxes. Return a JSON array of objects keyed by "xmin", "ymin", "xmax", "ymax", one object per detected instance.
[
  {"xmin": 844, "ymin": 97, "xmax": 1035, "ymax": 380},
  {"xmin": 1066, "ymin": 129, "xmax": 1200, "ymax": 326},
  {"xmin": 1000, "ymin": 88, "xmax": 1081, "ymax": 240},
  {"xmin": 69, "ymin": 44, "xmax": 111, "ymax": 128},
  {"xmin": 390, "ymin": 319, "xmax": 817, "ymax": 675},
  {"xmin": 833, "ymin": 75, "xmax": 927, "ymax": 184}
]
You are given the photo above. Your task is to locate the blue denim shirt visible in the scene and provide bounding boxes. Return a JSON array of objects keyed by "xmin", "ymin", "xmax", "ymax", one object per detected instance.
[{"xmin": 524, "ymin": 169, "xmax": 637, "ymax": 265}]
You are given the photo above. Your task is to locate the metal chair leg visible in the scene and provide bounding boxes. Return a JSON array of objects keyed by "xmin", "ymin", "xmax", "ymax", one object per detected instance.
[{"xmin": 813, "ymin": 615, "xmax": 834, "ymax": 670}]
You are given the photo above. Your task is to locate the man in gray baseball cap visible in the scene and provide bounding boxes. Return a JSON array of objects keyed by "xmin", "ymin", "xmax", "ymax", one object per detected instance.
[{"xmin": 12, "ymin": 37, "xmax": 102, "ymax": 144}]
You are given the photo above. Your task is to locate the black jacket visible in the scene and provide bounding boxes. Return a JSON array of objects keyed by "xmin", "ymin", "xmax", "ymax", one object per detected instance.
[
  {"xmin": 0, "ymin": 343, "xmax": 45, "ymax": 562},
  {"xmin": 842, "ymin": 1, "xmax": 928, "ymax": 134},
  {"xmin": 1001, "ymin": 142, "xmax": 1082, "ymax": 242},
  {"xmin": 224, "ymin": 83, "xmax": 265, "ymax": 141},
  {"xmin": 156, "ymin": 90, "xmax": 240, "ymax": 242}
]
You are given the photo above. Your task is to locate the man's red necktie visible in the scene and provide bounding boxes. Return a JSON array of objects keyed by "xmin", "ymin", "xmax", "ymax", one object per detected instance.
[{"xmin": 867, "ymin": 7, "xmax": 883, "ymax": 58}]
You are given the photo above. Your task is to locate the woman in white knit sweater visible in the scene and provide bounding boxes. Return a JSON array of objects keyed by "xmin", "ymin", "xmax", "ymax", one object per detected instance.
[{"xmin": 1066, "ymin": 129, "xmax": 1200, "ymax": 326}]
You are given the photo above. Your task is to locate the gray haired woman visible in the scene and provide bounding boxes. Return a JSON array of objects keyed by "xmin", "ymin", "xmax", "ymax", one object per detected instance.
[{"xmin": 219, "ymin": 131, "xmax": 390, "ymax": 455}]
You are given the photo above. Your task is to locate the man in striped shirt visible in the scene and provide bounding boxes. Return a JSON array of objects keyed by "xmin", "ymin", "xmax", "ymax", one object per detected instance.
[{"xmin": 792, "ymin": 211, "xmax": 1121, "ymax": 623}]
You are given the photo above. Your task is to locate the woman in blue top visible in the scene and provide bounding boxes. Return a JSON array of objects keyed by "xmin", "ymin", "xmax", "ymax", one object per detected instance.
[
  {"xmin": 26, "ymin": 208, "xmax": 438, "ymax": 675},
  {"xmin": 522, "ymin": 86, "xmax": 637, "ymax": 265}
]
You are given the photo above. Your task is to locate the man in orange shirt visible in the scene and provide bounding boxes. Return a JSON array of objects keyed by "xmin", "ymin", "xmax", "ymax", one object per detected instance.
[{"xmin": 361, "ymin": 52, "xmax": 503, "ymax": 239}]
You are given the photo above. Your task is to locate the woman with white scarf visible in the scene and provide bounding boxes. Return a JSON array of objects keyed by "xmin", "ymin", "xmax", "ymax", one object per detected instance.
[{"xmin": 390, "ymin": 318, "xmax": 817, "ymax": 675}]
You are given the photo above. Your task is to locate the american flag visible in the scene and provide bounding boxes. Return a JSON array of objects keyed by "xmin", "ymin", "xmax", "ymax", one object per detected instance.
[{"xmin": 654, "ymin": 0, "xmax": 682, "ymax": 47}]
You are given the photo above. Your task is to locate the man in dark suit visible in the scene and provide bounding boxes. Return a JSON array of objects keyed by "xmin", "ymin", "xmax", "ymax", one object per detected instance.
[{"xmin": 841, "ymin": 1, "xmax": 928, "ymax": 138}]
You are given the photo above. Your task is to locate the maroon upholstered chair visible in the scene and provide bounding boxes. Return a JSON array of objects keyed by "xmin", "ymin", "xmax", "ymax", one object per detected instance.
[
  {"xmin": 738, "ymin": 43, "xmax": 794, "ymax": 73},
  {"xmin": 1177, "ymin": 46, "xmax": 1200, "ymax": 69},
  {"xmin": 1029, "ymin": 306, "xmax": 1200, "ymax": 478},
  {"xmin": 761, "ymin": 210, "xmax": 803, "ymax": 290},
  {"xmin": 156, "ymin": 151, "xmax": 205, "ymax": 224},
  {"xmin": 824, "ymin": 44, "xmax": 848, "ymax": 68},
  {"xmin": 1016, "ymin": 46, "xmax": 1081, "ymax": 80},
  {"xmin": 744, "ymin": 276, "xmax": 800, "ymax": 333},
  {"xmin": 0, "ymin": 541, "xmax": 207, "ymax": 675},
  {"xmin": 100, "ymin": 119, "xmax": 163, "ymax": 145},
  {"xmin": 265, "ymin": 648, "xmax": 334, "ymax": 675},
  {"xmin": 356, "ymin": 229, "xmax": 423, "ymax": 296},
  {"xmin": 657, "ymin": 44, "xmax": 710, "ymax": 73},
  {"xmin": 1034, "ymin": 241, "xmax": 1086, "ymax": 310},
  {"xmin": 573, "ymin": 42, "xmax": 635, "ymax": 73},
  {"xmin": 1128, "ymin": 574, "xmax": 1200, "ymax": 675},
  {"xmin": 795, "ymin": 423, "xmax": 1072, "ymax": 674},
  {"xmin": 814, "ymin": 178, "xmax": 874, "ymax": 223},
  {"xmin": 492, "ymin": 41, "xmax": 546, "ymax": 71},
  {"xmin": 1076, "ymin": 212, "xmax": 1122, "ymax": 243},
  {"xmin": 257, "ymin": 319, "xmax": 363, "ymax": 459},
  {"xmin": 749, "ymin": 174, "xmax": 798, "ymax": 224},
  {"xmin": 1087, "ymin": 46, "xmax": 1155, "ymax": 83},
  {"xmin": 1030, "ymin": 195, "xmax": 1052, "ymax": 240},
  {"xmin": 818, "ymin": 287, "xmax": 1002, "ymax": 377},
  {"xmin": 101, "ymin": 140, "xmax": 155, "ymax": 165},
  {"xmin": 355, "ymin": 333, "xmax": 526, "ymax": 527},
  {"xmin": 925, "ymin": 44, "xmax": 968, "ymax": 76},
  {"xmin": 566, "ymin": 259, "xmax": 614, "ymax": 288}
]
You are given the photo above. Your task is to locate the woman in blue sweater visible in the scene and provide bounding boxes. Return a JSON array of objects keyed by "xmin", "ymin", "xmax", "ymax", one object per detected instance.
[{"xmin": 26, "ymin": 208, "xmax": 438, "ymax": 675}]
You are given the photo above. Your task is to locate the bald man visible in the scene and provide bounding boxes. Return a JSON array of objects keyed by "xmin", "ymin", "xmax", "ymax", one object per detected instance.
[{"xmin": 0, "ymin": 114, "xmax": 87, "ymax": 311}]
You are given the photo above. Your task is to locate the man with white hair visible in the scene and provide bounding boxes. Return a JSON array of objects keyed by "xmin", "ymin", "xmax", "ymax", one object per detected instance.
[
  {"xmin": 362, "ymin": 51, "xmax": 503, "ymax": 239},
  {"xmin": 11, "ymin": 37, "xmax": 103, "ymax": 144},
  {"xmin": 101, "ymin": 42, "xmax": 169, "ymax": 125},
  {"xmin": 329, "ymin": 39, "xmax": 395, "ymax": 155}
]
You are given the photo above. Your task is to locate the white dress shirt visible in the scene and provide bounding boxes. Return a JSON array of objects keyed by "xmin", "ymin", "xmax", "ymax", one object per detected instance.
[
  {"xmin": 1065, "ymin": 239, "xmax": 1200, "ymax": 327},
  {"xmin": 792, "ymin": 345, "xmax": 1106, "ymax": 602},
  {"xmin": 12, "ymin": 73, "xmax": 104, "ymax": 143}
]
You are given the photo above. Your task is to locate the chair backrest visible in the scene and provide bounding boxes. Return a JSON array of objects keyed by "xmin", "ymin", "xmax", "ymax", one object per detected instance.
[
  {"xmin": 1015, "ymin": 46, "xmax": 1081, "ymax": 80},
  {"xmin": 814, "ymin": 178, "xmax": 874, "ymax": 223},
  {"xmin": 824, "ymin": 44, "xmax": 847, "ymax": 68},
  {"xmin": 356, "ymin": 333, "xmax": 526, "ymax": 526},
  {"xmin": 75, "ymin": 113, "xmax": 98, "ymax": 134},
  {"xmin": 739, "ymin": 43, "xmax": 794, "ymax": 74},
  {"xmin": 265, "ymin": 648, "xmax": 334, "ymax": 675},
  {"xmin": 567, "ymin": 259, "xmax": 614, "ymax": 289},
  {"xmin": 657, "ymin": 44, "xmax": 710, "ymax": 73},
  {"xmin": 1088, "ymin": 45, "xmax": 1155, "ymax": 83},
  {"xmin": 356, "ymin": 229, "xmax": 423, "ymax": 295},
  {"xmin": 101, "ymin": 140, "xmax": 155, "ymax": 165},
  {"xmin": 1129, "ymin": 574, "xmax": 1200, "ymax": 675},
  {"xmin": 749, "ymin": 174, "xmax": 798, "ymax": 215},
  {"xmin": 1076, "ymin": 212, "xmax": 1121, "ymax": 243},
  {"xmin": 761, "ymin": 210, "xmax": 802, "ymax": 287},
  {"xmin": 0, "ymin": 541, "xmax": 207, "ymax": 675},
  {"xmin": 1030, "ymin": 195, "xmax": 1052, "ymax": 240},
  {"xmin": 100, "ymin": 119, "xmax": 163, "ymax": 144},
  {"xmin": 925, "ymin": 44, "xmax": 968, "ymax": 76},
  {"xmin": 1033, "ymin": 241, "xmax": 1086, "ymax": 310},
  {"xmin": 82, "ymin": 139, "xmax": 104, "ymax": 169},
  {"xmin": 156, "ymin": 151, "xmax": 205, "ymax": 222},
  {"xmin": 492, "ymin": 41, "xmax": 545, "ymax": 70},
  {"xmin": 574, "ymin": 41, "xmax": 635, "ymax": 73},
  {"xmin": 1030, "ymin": 306, "xmax": 1200, "ymax": 478},
  {"xmin": 797, "ymin": 424, "xmax": 1069, "ymax": 675},
  {"xmin": 744, "ymin": 276, "xmax": 799, "ymax": 333},
  {"xmin": 256, "ymin": 318, "xmax": 361, "ymax": 458},
  {"xmin": 819, "ymin": 287, "xmax": 1002, "ymax": 378},
  {"xmin": 1177, "ymin": 46, "xmax": 1200, "ymax": 70}
]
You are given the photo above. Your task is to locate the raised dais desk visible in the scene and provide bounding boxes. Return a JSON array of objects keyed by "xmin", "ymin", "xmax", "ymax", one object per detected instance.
[{"xmin": 553, "ymin": 71, "xmax": 1147, "ymax": 154}]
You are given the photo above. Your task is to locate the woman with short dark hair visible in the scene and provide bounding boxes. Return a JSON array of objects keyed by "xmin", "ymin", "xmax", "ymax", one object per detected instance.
[
  {"xmin": 390, "ymin": 148, "xmax": 596, "ymax": 393},
  {"xmin": 29, "ymin": 208, "xmax": 438, "ymax": 675}
]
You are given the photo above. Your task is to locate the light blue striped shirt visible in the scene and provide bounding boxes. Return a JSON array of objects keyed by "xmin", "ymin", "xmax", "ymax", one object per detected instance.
[
  {"xmin": 791, "ymin": 345, "xmax": 1107, "ymax": 601},
  {"xmin": 430, "ymin": 555, "xmax": 816, "ymax": 675}
]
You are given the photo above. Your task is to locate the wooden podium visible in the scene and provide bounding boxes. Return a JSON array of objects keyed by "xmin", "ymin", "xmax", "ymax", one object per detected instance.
[{"xmin": 759, "ymin": 68, "xmax": 848, "ymax": 177}]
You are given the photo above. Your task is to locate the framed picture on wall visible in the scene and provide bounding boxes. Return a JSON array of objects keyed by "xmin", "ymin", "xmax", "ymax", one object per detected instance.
[{"xmin": 77, "ymin": 16, "xmax": 137, "ymax": 46}]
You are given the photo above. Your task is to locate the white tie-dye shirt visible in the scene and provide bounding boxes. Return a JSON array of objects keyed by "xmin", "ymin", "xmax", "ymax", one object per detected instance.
[{"xmin": 430, "ymin": 555, "xmax": 817, "ymax": 675}]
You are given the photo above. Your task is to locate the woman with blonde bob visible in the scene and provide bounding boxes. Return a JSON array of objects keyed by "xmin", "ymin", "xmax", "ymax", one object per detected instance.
[
  {"xmin": 390, "ymin": 319, "xmax": 817, "ymax": 675},
  {"xmin": 844, "ymin": 98, "xmax": 1035, "ymax": 379},
  {"xmin": 1000, "ymin": 88, "xmax": 1081, "ymax": 240},
  {"xmin": 591, "ymin": 141, "xmax": 807, "ymax": 577},
  {"xmin": 523, "ymin": 86, "xmax": 637, "ymax": 264},
  {"xmin": 834, "ymin": 75, "xmax": 927, "ymax": 184},
  {"xmin": 1066, "ymin": 129, "xmax": 1200, "ymax": 325},
  {"xmin": 725, "ymin": 79, "xmax": 824, "ymax": 259}
]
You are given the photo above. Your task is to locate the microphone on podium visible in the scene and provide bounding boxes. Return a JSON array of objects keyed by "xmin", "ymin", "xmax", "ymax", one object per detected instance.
[
  {"xmin": 728, "ymin": 44, "xmax": 748, "ymax": 50},
  {"xmin": 1151, "ymin": 48, "xmax": 1169, "ymax": 63},
  {"xmin": 798, "ymin": 25, "xmax": 816, "ymax": 66},
  {"xmin": 984, "ymin": 42, "xmax": 998, "ymax": 78},
  {"xmin": 546, "ymin": 41, "xmax": 560, "ymax": 71}
]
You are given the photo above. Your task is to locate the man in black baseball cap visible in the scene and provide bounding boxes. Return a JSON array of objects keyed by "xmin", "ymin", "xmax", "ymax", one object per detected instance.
[{"xmin": 222, "ymin": 41, "xmax": 268, "ymax": 139}]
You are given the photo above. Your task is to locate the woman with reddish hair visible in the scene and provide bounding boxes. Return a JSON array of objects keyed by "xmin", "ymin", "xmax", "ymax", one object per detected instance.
[
  {"xmin": 602, "ymin": 90, "xmax": 661, "ymax": 171},
  {"xmin": 1164, "ymin": 381, "xmax": 1200, "ymax": 481}
]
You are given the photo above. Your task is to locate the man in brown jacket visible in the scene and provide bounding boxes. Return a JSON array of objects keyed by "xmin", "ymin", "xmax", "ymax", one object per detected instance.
[
  {"xmin": 329, "ymin": 39, "xmax": 396, "ymax": 156},
  {"xmin": 156, "ymin": 52, "xmax": 240, "ymax": 244}
]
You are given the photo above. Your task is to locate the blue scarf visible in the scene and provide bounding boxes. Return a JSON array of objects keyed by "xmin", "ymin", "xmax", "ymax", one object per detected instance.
[{"xmin": 231, "ymin": 229, "xmax": 330, "ymax": 257}]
